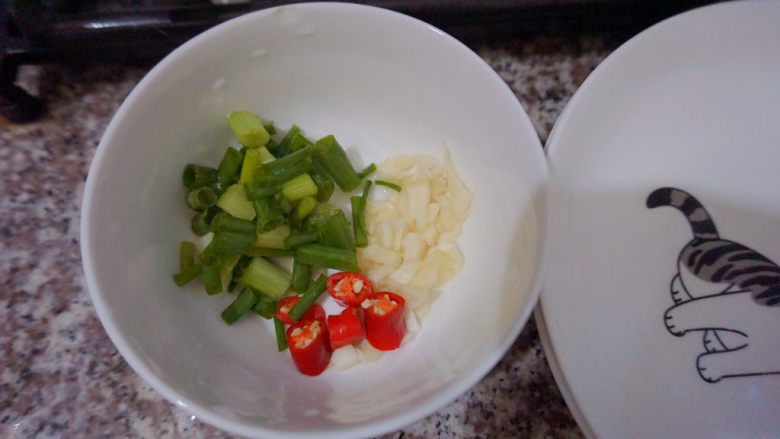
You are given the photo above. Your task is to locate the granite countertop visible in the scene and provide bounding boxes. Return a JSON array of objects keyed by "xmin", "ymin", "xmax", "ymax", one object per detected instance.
[{"xmin": 0, "ymin": 32, "xmax": 620, "ymax": 438}]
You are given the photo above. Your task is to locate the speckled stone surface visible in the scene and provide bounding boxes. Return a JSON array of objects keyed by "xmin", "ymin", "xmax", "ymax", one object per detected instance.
[{"xmin": 0, "ymin": 33, "xmax": 621, "ymax": 438}]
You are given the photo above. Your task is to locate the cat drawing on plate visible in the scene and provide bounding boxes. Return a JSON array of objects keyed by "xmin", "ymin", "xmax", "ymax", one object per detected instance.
[{"xmin": 646, "ymin": 187, "xmax": 780, "ymax": 383}]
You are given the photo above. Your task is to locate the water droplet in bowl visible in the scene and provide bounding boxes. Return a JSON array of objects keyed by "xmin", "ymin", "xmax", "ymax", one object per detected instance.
[
  {"xmin": 293, "ymin": 26, "xmax": 316, "ymax": 37},
  {"xmin": 213, "ymin": 78, "xmax": 226, "ymax": 91},
  {"xmin": 216, "ymin": 97, "xmax": 225, "ymax": 105},
  {"xmin": 251, "ymin": 48, "xmax": 269, "ymax": 58}
]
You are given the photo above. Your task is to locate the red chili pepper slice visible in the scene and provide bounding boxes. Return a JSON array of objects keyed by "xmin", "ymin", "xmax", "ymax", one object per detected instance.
[
  {"xmin": 276, "ymin": 297, "xmax": 325, "ymax": 325},
  {"xmin": 327, "ymin": 272, "xmax": 373, "ymax": 307},
  {"xmin": 286, "ymin": 318, "xmax": 331, "ymax": 376},
  {"xmin": 362, "ymin": 292, "xmax": 406, "ymax": 351},
  {"xmin": 327, "ymin": 307, "xmax": 365, "ymax": 350}
]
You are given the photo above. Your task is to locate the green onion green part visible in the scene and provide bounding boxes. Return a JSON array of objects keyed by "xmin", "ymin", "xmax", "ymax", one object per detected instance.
[
  {"xmin": 283, "ymin": 231, "xmax": 318, "ymax": 249},
  {"xmin": 182, "ymin": 164, "xmax": 219, "ymax": 189},
  {"xmin": 173, "ymin": 263, "xmax": 202, "ymax": 286},
  {"xmin": 202, "ymin": 262, "xmax": 223, "ymax": 295},
  {"xmin": 252, "ymin": 196, "xmax": 285, "ymax": 233},
  {"xmin": 227, "ymin": 111, "xmax": 270, "ymax": 148},
  {"xmin": 273, "ymin": 125, "xmax": 300, "ymax": 157},
  {"xmin": 208, "ymin": 230, "xmax": 255, "ymax": 255},
  {"xmin": 186, "ymin": 187, "xmax": 218, "ymax": 211},
  {"xmin": 312, "ymin": 135, "xmax": 361, "ymax": 192},
  {"xmin": 290, "ymin": 258, "xmax": 311, "ymax": 293},
  {"xmin": 179, "ymin": 241, "xmax": 196, "ymax": 270},
  {"xmin": 352, "ymin": 180, "xmax": 372, "ymax": 247},
  {"xmin": 274, "ymin": 317, "xmax": 288, "ymax": 351},
  {"xmin": 239, "ymin": 257, "xmax": 290, "ymax": 298},
  {"xmin": 244, "ymin": 182, "xmax": 279, "ymax": 200},
  {"xmin": 288, "ymin": 274, "xmax": 327, "ymax": 322},
  {"xmin": 191, "ymin": 208, "xmax": 217, "ymax": 236},
  {"xmin": 310, "ymin": 158, "xmax": 335, "ymax": 202},
  {"xmin": 221, "ymin": 287, "xmax": 259, "ymax": 325},
  {"xmin": 218, "ymin": 147, "xmax": 243, "ymax": 185},
  {"xmin": 252, "ymin": 293, "xmax": 277, "ymax": 319},
  {"xmin": 311, "ymin": 209, "xmax": 354, "ymax": 250},
  {"xmin": 351, "ymin": 196, "xmax": 368, "ymax": 248},
  {"xmin": 253, "ymin": 146, "xmax": 313, "ymax": 186},
  {"xmin": 375, "ymin": 180, "xmax": 402, "ymax": 192},
  {"xmin": 210, "ymin": 212, "xmax": 256, "ymax": 235},
  {"xmin": 295, "ymin": 244, "xmax": 359, "ymax": 272},
  {"xmin": 357, "ymin": 163, "xmax": 376, "ymax": 179},
  {"xmin": 248, "ymin": 247, "xmax": 296, "ymax": 258},
  {"xmin": 263, "ymin": 121, "xmax": 277, "ymax": 136}
]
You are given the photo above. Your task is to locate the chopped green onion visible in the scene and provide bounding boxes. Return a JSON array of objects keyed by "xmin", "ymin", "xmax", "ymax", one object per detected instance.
[
  {"xmin": 173, "ymin": 263, "xmax": 202, "ymax": 286},
  {"xmin": 263, "ymin": 121, "xmax": 277, "ymax": 136},
  {"xmin": 244, "ymin": 182, "xmax": 279, "ymax": 200},
  {"xmin": 258, "ymin": 146, "xmax": 276, "ymax": 164},
  {"xmin": 290, "ymin": 258, "xmax": 311, "ymax": 293},
  {"xmin": 252, "ymin": 197, "xmax": 285, "ymax": 232},
  {"xmin": 239, "ymin": 257, "xmax": 290, "ymax": 298},
  {"xmin": 179, "ymin": 241, "xmax": 196, "ymax": 270},
  {"xmin": 254, "ymin": 224, "xmax": 290, "ymax": 249},
  {"xmin": 375, "ymin": 180, "xmax": 402, "ymax": 192},
  {"xmin": 351, "ymin": 197, "xmax": 368, "ymax": 248},
  {"xmin": 227, "ymin": 111, "xmax": 270, "ymax": 148},
  {"xmin": 239, "ymin": 147, "xmax": 276, "ymax": 184},
  {"xmin": 217, "ymin": 147, "xmax": 243, "ymax": 185},
  {"xmin": 284, "ymin": 231, "xmax": 318, "ymax": 249},
  {"xmin": 220, "ymin": 254, "xmax": 242, "ymax": 291},
  {"xmin": 274, "ymin": 192, "xmax": 294, "ymax": 214},
  {"xmin": 273, "ymin": 125, "xmax": 300, "ymax": 157},
  {"xmin": 182, "ymin": 164, "xmax": 219, "ymax": 189},
  {"xmin": 210, "ymin": 212, "xmax": 255, "ymax": 235},
  {"xmin": 274, "ymin": 317, "xmax": 288, "ymax": 351},
  {"xmin": 252, "ymin": 293, "xmax": 277, "ymax": 319},
  {"xmin": 312, "ymin": 135, "xmax": 361, "ymax": 192},
  {"xmin": 310, "ymin": 158, "xmax": 335, "ymax": 202},
  {"xmin": 295, "ymin": 244, "xmax": 359, "ymax": 272},
  {"xmin": 186, "ymin": 187, "xmax": 218, "ymax": 211},
  {"xmin": 247, "ymin": 247, "xmax": 296, "ymax": 257},
  {"xmin": 202, "ymin": 262, "xmax": 223, "ymax": 295},
  {"xmin": 253, "ymin": 146, "xmax": 313, "ymax": 186},
  {"xmin": 239, "ymin": 148, "xmax": 262, "ymax": 184},
  {"xmin": 351, "ymin": 180, "xmax": 372, "ymax": 247},
  {"xmin": 358, "ymin": 163, "xmax": 376, "ymax": 179},
  {"xmin": 288, "ymin": 274, "xmax": 327, "ymax": 322},
  {"xmin": 280, "ymin": 173, "xmax": 318, "ymax": 202},
  {"xmin": 230, "ymin": 255, "xmax": 252, "ymax": 282},
  {"xmin": 221, "ymin": 287, "xmax": 259, "ymax": 325},
  {"xmin": 191, "ymin": 208, "xmax": 218, "ymax": 236},
  {"xmin": 310, "ymin": 209, "xmax": 354, "ymax": 250},
  {"xmin": 208, "ymin": 231, "xmax": 255, "ymax": 255},
  {"xmin": 217, "ymin": 184, "xmax": 255, "ymax": 221},
  {"xmin": 289, "ymin": 132, "xmax": 313, "ymax": 152},
  {"xmin": 291, "ymin": 196, "xmax": 317, "ymax": 225}
]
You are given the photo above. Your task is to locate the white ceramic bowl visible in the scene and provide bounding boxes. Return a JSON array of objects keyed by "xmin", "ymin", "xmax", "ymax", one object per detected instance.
[{"xmin": 81, "ymin": 3, "xmax": 547, "ymax": 438}]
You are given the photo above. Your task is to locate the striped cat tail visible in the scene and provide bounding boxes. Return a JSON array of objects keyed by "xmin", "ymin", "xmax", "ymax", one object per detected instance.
[{"xmin": 646, "ymin": 187, "xmax": 719, "ymax": 240}]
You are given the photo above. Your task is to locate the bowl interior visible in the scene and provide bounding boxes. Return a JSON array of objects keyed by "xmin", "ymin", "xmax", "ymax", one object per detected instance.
[{"xmin": 82, "ymin": 4, "xmax": 547, "ymax": 437}]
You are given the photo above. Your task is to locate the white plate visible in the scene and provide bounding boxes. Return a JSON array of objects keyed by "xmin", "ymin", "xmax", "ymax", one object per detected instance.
[{"xmin": 540, "ymin": 1, "xmax": 780, "ymax": 438}]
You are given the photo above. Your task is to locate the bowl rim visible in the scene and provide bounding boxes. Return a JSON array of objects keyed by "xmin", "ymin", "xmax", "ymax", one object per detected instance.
[{"xmin": 80, "ymin": 2, "xmax": 548, "ymax": 437}]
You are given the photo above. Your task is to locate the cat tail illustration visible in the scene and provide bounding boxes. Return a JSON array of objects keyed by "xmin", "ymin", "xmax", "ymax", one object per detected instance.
[{"xmin": 646, "ymin": 187, "xmax": 719, "ymax": 240}]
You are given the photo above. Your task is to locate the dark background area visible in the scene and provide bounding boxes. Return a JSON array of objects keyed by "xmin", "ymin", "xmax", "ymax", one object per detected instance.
[{"xmin": 1, "ymin": 0, "xmax": 721, "ymax": 123}]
